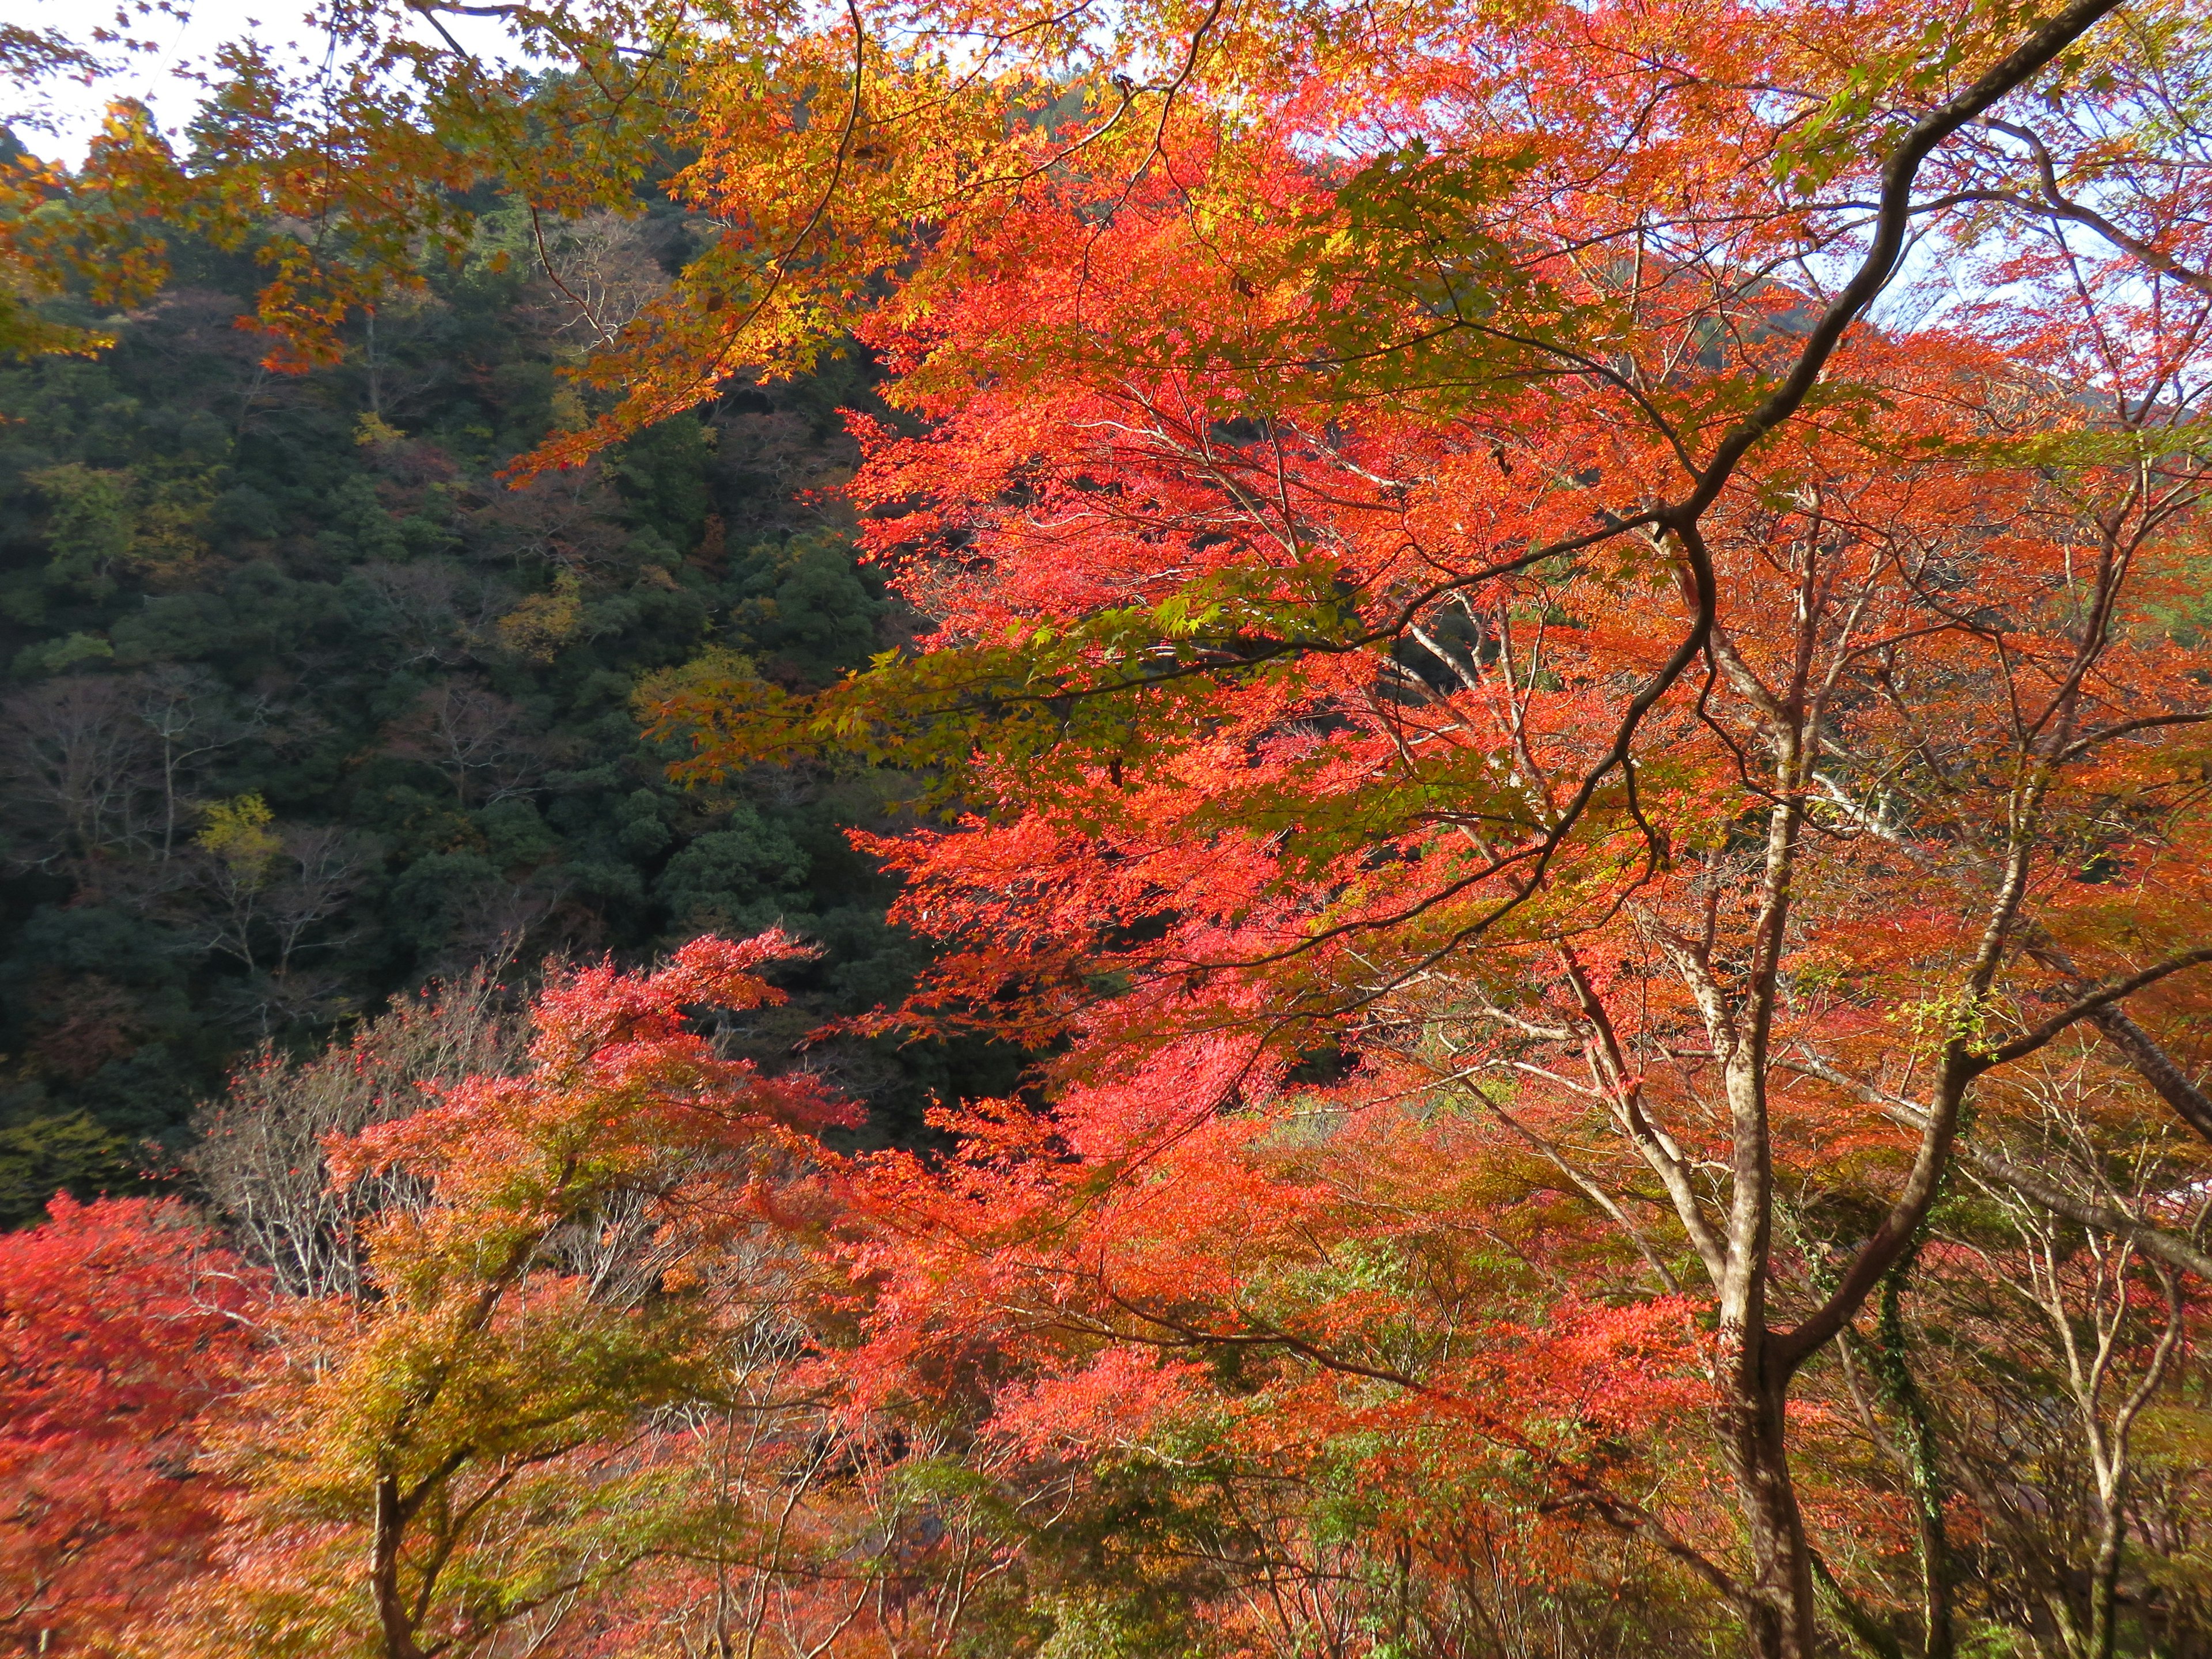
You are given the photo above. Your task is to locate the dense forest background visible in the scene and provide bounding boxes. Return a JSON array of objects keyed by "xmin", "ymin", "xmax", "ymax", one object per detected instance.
[{"xmin": 0, "ymin": 134, "xmax": 1005, "ymax": 1226}]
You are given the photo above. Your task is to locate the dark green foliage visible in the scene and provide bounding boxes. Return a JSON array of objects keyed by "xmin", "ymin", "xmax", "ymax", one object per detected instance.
[
  {"xmin": 0, "ymin": 211, "xmax": 1005, "ymax": 1224},
  {"xmin": 0, "ymin": 1112, "xmax": 145, "ymax": 1226}
]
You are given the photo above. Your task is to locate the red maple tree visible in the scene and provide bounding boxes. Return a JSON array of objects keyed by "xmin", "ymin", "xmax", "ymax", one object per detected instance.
[{"xmin": 0, "ymin": 1196, "xmax": 263, "ymax": 1656}]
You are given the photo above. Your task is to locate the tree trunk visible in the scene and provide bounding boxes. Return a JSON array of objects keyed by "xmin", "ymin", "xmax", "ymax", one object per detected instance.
[
  {"xmin": 2085, "ymin": 1495, "xmax": 2126, "ymax": 1659},
  {"xmin": 1722, "ymin": 1341, "xmax": 1820, "ymax": 1659},
  {"xmin": 1873, "ymin": 1251, "xmax": 1955, "ymax": 1659},
  {"xmin": 370, "ymin": 1471, "xmax": 427, "ymax": 1659}
]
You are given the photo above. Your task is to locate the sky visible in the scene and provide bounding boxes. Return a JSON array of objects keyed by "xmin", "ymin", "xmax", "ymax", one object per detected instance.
[{"xmin": 7, "ymin": 0, "xmax": 516, "ymax": 165}]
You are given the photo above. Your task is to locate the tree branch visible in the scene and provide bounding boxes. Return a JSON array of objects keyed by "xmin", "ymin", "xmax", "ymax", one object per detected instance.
[
  {"xmin": 1779, "ymin": 1054, "xmax": 2212, "ymax": 1284},
  {"xmin": 1972, "ymin": 950, "xmax": 2212, "ymax": 1073}
]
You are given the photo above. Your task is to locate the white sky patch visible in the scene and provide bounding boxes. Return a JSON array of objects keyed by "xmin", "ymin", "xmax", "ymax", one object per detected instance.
[{"xmin": 6, "ymin": 0, "xmax": 518, "ymax": 166}]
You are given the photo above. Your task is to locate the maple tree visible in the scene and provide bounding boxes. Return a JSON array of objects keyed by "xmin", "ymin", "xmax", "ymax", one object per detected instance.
[
  {"xmin": 153, "ymin": 932, "xmax": 851, "ymax": 1659},
  {"xmin": 0, "ymin": 1195, "xmax": 261, "ymax": 1657},
  {"xmin": 646, "ymin": 3, "xmax": 2212, "ymax": 1654},
  {"xmin": 12, "ymin": 0, "xmax": 2212, "ymax": 1653}
]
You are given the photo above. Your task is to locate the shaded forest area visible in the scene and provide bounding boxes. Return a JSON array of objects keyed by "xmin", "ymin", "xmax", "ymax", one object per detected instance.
[{"xmin": 0, "ymin": 150, "xmax": 1003, "ymax": 1225}]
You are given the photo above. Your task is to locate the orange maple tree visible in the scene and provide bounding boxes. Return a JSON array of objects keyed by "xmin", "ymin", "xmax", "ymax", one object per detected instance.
[{"xmin": 158, "ymin": 933, "xmax": 853, "ymax": 1659}]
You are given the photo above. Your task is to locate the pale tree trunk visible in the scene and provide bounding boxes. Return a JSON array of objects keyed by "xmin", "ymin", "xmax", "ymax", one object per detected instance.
[{"xmin": 1719, "ymin": 1361, "xmax": 1821, "ymax": 1659}]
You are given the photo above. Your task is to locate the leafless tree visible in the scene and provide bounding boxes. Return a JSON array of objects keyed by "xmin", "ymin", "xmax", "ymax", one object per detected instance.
[
  {"xmin": 417, "ymin": 872, "xmax": 569, "ymax": 982},
  {"xmin": 1948, "ymin": 1066, "xmax": 2203, "ymax": 1659},
  {"xmin": 0, "ymin": 675, "xmax": 163, "ymax": 870},
  {"xmin": 380, "ymin": 677, "xmax": 547, "ymax": 806},
  {"xmin": 180, "ymin": 823, "xmax": 377, "ymax": 980},
  {"xmin": 463, "ymin": 458, "xmax": 631, "ymax": 574},
  {"xmin": 134, "ymin": 665, "xmax": 264, "ymax": 859},
  {"xmin": 520, "ymin": 210, "xmax": 672, "ymax": 349},
  {"xmin": 354, "ymin": 289, "xmax": 460, "ymax": 422},
  {"xmin": 0, "ymin": 669, "xmax": 264, "ymax": 877},
  {"xmin": 191, "ymin": 954, "xmax": 530, "ymax": 1297},
  {"xmin": 353, "ymin": 559, "xmax": 506, "ymax": 669}
]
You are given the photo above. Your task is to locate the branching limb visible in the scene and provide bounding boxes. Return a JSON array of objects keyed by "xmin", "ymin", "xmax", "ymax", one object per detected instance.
[
  {"xmin": 1971, "ymin": 950, "xmax": 2212, "ymax": 1073},
  {"xmin": 1779, "ymin": 1054, "xmax": 2212, "ymax": 1285}
]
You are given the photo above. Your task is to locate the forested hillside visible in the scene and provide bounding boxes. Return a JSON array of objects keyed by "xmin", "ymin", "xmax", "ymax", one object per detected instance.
[{"xmin": 0, "ymin": 158, "xmax": 1002, "ymax": 1225}]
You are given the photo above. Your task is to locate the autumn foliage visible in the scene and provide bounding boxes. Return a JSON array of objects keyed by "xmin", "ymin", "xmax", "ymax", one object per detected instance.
[
  {"xmin": 0, "ymin": 1198, "xmax": 259, "ymax": 1656},
  {"xmin": 12, "ymin": 0, "xmax": 2212, "ymax": 1653}
]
